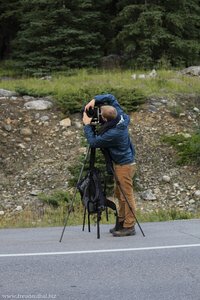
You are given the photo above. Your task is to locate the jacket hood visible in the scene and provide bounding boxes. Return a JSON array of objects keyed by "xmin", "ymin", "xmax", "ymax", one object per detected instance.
[{"xmin": 116, "ymin": 114, "xmax": 130, "ymax": 129}]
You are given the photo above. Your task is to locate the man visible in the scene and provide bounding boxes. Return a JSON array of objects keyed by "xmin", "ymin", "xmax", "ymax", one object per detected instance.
[{"xmin": 82, "ymin": 94, "xmax": 136, "ymax": 237}]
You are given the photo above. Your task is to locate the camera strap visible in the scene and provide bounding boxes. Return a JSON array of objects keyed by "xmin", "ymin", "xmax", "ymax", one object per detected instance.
[{"xmin": 98, "ymin": 114, "xmax": 121, "ymax": 136}]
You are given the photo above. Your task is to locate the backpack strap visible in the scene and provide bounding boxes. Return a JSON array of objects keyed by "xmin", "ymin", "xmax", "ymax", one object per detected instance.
[{"xmin": 105, "ymin": 199, "xmax": 117, "ymax": 211}]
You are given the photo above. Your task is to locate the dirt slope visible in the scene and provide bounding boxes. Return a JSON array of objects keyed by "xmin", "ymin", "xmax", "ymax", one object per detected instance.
[{"xmin": 0, "ymin": 93, "xmax": 199, "ymax": 217}]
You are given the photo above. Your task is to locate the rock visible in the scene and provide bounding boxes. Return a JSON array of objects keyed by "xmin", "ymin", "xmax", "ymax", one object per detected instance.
[
  {"xmin": 148, "ymin": 105, "xmax": 157, "ymax": 113},
  {"xmin": 40, "ymin": 116, "xmax": 49, "ymax": 122},
  {"xmin": 20, "ymin": 127, "xmax": 32, "ymax": 136},
  {"xmin": 181, "ymin": 66, "xmax": 200, "ymax": 76},
  {"xmin": 74, "ymin": 121, "xmax": 82, "ymax": 129},
  {"xmin": 59, "ymin": 118, "xmax": 71, "ymax": 127},
  {"xmin": 162, "ymin": 175, "xmax": 171, "ymax": 183},
  {"xmin": 24, "ymin": 137, "xmax": 31, "ymax": 142},
  {"xmin": 138, "ymin": 74, "xmax": 146, "ymax": 79},
  {"xmin": 131, "ymin": 74, "xmax": 137, "ymax": 80},
  {"xmin": 131, "ymin": 70, "xmax": 157, "ymax": 80},
  {"xmin": 40, "ymin": 76, "xmax": 52, "ymax": 81},
  {"xmin": 173, "ymin": 183, "xmax": 180, "ymax": 190},
  {"xmin": 23, "ymin": 95, "xmax": 35, "ymax": 101},
  {"xmin": 194, "ymin": 190, "xmax": 200, "ymax": 199},
  {"xmin": 30, "ymin": 190, "xmax": 39, "ymax": 196},
  {"xmin": 147, "ymin": 69, "xmax": 157, "ymax": 78},
  {"xmin": 3, "ymin": 124, "xmax": 12, "ymax": 132},
  {"xmin": 17, "ymin": 143, "xmax": 26, "ymax": 149},
  {"xmin": 15, "ymin": 206, "xmax": 23, "ymax": 211},
  {"xmin": 0, "ymin": 89, "xmax": 18, "ymax": 97},
  {"xmin": 0, "ymin": 211, "xmax": 5, "ymax": 215},
  {"xmin": 160, "ymin": 99, "xmax": 168, "ymax": 105},
  {"xmin": 141, "ymin": 190, "xmax": 157, "ymax": 201},
  {"xmin": 179, "ymin": 133, "xmax": 191, "ymax": 139},
  {"xmin": 193, "ymin": 107, "xmax": 200, "ymax": 113},
  {"xmin": 189, "ymin": 199, "xmax": 195, "ymax": 204},
  {"xmin": 24, "ymin": 99, "xmax": 53, "ymax": 110}
]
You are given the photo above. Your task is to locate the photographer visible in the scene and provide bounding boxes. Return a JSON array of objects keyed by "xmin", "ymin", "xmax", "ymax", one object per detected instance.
[{"xmin": 82, "ymin": 94, "xmax": 137, "ymax": 237}]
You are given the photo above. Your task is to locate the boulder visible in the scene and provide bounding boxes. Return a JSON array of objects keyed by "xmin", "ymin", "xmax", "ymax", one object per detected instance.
[
  {"xmin": 181, "ymin": 66, "xmax": 200, "ymax": 76},
  {"xmin": 59, "ymin": 118, "xmax": 71, "ymax": 127},
  {"xmin": 24, "ymin": 99, "xmax": 53, "ymax": 110},
  {"xmin": 0, "ymin": 89, "xmax": 18, "ymax": 97}
]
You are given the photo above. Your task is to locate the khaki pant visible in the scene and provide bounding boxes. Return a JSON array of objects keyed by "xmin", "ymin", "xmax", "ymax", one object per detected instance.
[{"xmin": 114, "ymin": 163, "xmax": 137, "ymax": 228}]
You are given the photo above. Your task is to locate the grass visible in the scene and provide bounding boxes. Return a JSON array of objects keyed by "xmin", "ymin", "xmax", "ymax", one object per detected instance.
[
  {"xmin": 0, "ymin": 185, "xmax": 199, "ymax": 228},
  {"xmin": 1, "ymin": 68, "xmax": 200, "ymax": 101},
  {"xmin": 0, "ymin": 204, "xmax": 199, "ymax": 229}
]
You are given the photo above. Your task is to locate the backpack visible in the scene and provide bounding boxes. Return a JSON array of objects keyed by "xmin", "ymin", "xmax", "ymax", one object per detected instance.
[
  {"xmin": 77, "ymin": 167, "xmax": 106, "ymax": 214},
  {"xmin": 77, "ymin": 167, "xmax": 119, "ymax": 238}
]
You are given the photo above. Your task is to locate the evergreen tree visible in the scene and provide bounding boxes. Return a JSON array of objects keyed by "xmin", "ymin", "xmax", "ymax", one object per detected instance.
[
  {"xmin": 163, "ymin": 0, "xmax": 200, "ymax": 66},
  {"xmin": 112, "ymin": 0, "xmax": 200, "ymax": 68},
  {"xmin": 0, "ymin": 0, "xmax": 21, "ymax": 59},
  {"xmin": 2, "ymin": 0, "xmax": 200, "ymax": 70},
  {"xmin": 12, "ymin": 0, "xmax": 105, "ymax": 74}
]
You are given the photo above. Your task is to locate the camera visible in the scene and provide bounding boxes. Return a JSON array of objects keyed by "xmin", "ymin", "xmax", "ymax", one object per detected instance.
[{"xmin": 86, "ymin": 106, "xmax": 102, "ymax": 125}]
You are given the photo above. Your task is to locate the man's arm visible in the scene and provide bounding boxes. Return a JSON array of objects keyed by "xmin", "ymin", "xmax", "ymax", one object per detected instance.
[
  {"xmin": 94, "ymin": 94, "xmax": 124, "ymax": 115},
  {"xmin": 84, "ymin": 94, "xmax": 124, "ymax": 115},
  {"xmin": 84, "ymin": 125, "xmax": 115, "ymax": 148}
]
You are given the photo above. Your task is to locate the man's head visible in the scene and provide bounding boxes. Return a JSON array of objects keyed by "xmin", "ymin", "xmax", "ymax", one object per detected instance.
[{"xmin": 101, "ymin": 105, "xmax": 117, "ymax": 122}]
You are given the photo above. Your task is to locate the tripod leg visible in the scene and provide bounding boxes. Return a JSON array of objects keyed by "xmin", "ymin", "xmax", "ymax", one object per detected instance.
[
  {"xmin": 82, "ymin": 207, "xmax": 87, "ymax": 231},
  {"xmin": 59, "ymin": 146, "xmax": 91, "ymax": 242},
  {"xmin": 88, "ymin": 213, "xmax": 91, "ymax": 232},
  {"xmin": 106, "ymin": 206, "xmax": 109, "ymax": 221},
  {"xmin": 97, "ymin": 215, "xmax": 100, "ymax": 239}
]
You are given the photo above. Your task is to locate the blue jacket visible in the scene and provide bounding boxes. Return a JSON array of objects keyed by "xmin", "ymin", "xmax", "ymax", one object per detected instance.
[{"xmin": 84, "ymin": 94, "xmax": 135, "ymax": 165}]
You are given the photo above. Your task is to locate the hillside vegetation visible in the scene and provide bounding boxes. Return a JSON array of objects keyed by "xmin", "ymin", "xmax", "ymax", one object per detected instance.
[{"xmin": 0, "ymin": 68, "xmax": 199, "ymax": 228}]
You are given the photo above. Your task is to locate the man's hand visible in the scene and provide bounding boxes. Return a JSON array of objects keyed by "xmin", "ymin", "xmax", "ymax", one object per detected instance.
[
  {"xmin": 83, "ymin": 112, "xmax": 92, "ymax": 125},
  {"xmin": 84, "ymin": 99, "xmax": 95, "ymax": 112}
]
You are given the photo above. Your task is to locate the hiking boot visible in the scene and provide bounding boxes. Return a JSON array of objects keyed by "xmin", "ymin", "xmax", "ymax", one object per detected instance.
[
  {"xmin": 109, "ymin": 221, "xmax": 124, "ymax": 234},
  {"xmin": 112, "ymin": 226, "xmax": 136, "ymax": 237}
]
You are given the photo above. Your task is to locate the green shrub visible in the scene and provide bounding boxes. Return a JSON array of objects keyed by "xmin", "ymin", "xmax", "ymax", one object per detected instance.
[
  {"xmin": 15, "ymin": 86, "xmax": 52, "ymax": 98},
  {"xmin": 169, "ymin": 105, "xmax": 184, "ymax": 118},
  {"xmin": 0, "ymin": 60, "xmax": 21, "ymax": 77},
  {"xmin": 162, "ymin": 132, "xmax": 200, "ymax": 165},
  {"xmin": 56, "ymin": 87, "xmax": 146, "ymax": 114},
  {"xmin": 109, "ymin": 87, "xmax": 146, "ymax": 113},
  {"xmin": 38, "ymin": 190, "xmax": 72, "ymax": 208}
]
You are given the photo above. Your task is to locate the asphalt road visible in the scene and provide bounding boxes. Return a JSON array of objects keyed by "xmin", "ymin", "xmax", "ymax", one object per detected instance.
[{"xmin": 0, "ymin": 219, "xmax": 200, "ymax": 300}]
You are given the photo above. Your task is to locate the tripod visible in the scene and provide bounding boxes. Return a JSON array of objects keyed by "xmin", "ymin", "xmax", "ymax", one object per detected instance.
[
  {"xmin": 59, "ymin": 146, "xmax": 119, "ymax": 241},
  {"xmin": 59, "ymin": 146, "xmax": 145, "ymax": 242}
]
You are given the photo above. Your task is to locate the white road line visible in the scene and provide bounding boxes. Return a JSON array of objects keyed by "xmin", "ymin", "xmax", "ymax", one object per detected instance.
[{"xmin": 0, "ymin": 243, "xmax": 200, "ymax": 258}]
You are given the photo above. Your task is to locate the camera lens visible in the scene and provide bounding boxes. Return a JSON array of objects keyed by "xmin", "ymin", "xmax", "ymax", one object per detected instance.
[{"xmin": 86, "ymin": 107, "xmax": 95, "ymax": 118}]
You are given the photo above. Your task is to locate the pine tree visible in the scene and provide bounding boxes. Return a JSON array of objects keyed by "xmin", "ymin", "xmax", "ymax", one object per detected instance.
[
  {"xmin": 112, "ymin": 0, "xmax": 200, "ymax": 68},
  {"xmin": 0, "ymin": 0, "xmax": 21, "ymax": 59},
  {"xmin": 3, "ymin": 0, "xmax": 200, "ymax": 70},
  {"xmin": 12, "ymin": 0, "xmax": 105, "ymax": 74},
  {"xmin": 163, "ymin": 0, "xmax": 200, "ymax": 66}
]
